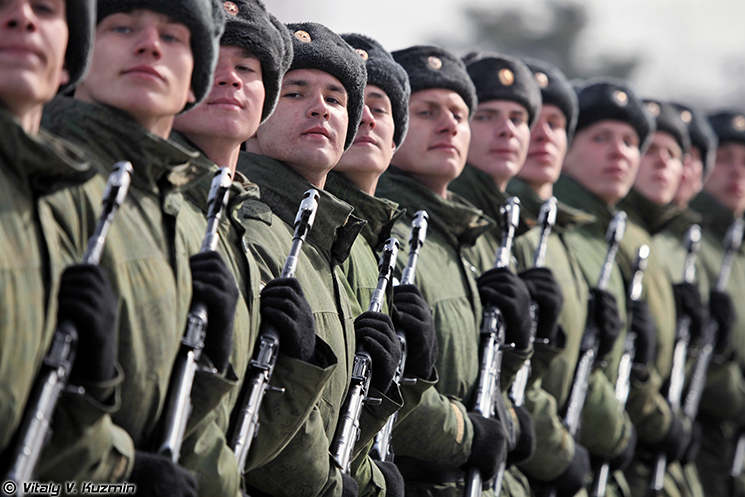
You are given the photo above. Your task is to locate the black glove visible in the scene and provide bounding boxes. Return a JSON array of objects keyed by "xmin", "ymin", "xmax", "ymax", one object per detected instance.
[
  {"xmin": 477, "ymin": 268, "xmax": 533, "ymax": 350},
  {"xmin": 608, "ymin": 425, "xmax": 636, "ymax": 471},
  {"xmin": 681, "ymin": 420, "xmax": 702, "ymax": 466},
  {"xmin": 260, "ymin": 277, "xmax": 316, "ymax": 362},
  {"xmin": 591, "ymin": 288, "xmax": 623, "ymax": 359},
  {"xmin": 391, "ymin": 285, "xmax": 437, "ymax": 379},
  {"xmin": 710, "ymin": 289, "xmax": 736, "ymax": 353},
  {"xmin": 57, "ymin": 264, "xmax": 117, "ymax": 383},
  {"xmin": 129, "ymin": 451, "xmax": 198, "ymax": 497},
  {"xmin": 630, "ymin": 300, "xmax": 656, "ymax": 367},
  {"xmin": 463, "ymin": 412, "xmax": 508, "ymax": 482},
  {"xmin": 506, "ymin": 404, "xmax": 535, "ymax": 466},
  {"xmin": 551, "ymin": 443, "xmax": 591, "ymax": 497},
  {"xmin": 341, "ymin": 472, "xmax": 358, "ymax": 497},
  {"xmin": 645, "ymin": 415, "xmax": 690, "ymax": 462},
  {"xmin": 374, "ymin": 461, "xmax": 405, "ymax": 497},
  {"xmin": 354, "ymin": 311, "xmax": 401, "ymax": 393},
  {"xmin": 673, "ymin": 282, "xmax": 705, "ymax": 343},
  {"xmin": 519, "ymin": 267, "xmax": 564, "ymax": 343},
  {"xmin": 190, "ymin": 251, "xmax": 239, "ymax": 373}
]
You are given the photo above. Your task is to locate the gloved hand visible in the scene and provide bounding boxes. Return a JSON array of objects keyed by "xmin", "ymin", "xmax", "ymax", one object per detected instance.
[
  {"xmin": 591, "ymin": 288, "xmax": 623, "ymax": 359},
  {"xmin": 391, "ymin": 285, "xmax": 437, "ymax": 379},
  {"xmin": 630, "ymin": 300, "xmax": 656, "ymax": 367},
  {"xmin": 354, "ymin": 311, "xmax": 401, "ymax": 393},
  {"xmin": 506, "ymin": 404, "xmax": 536, "ymax": 466},
  {"xmin": 550, "ymin": 443, "xmax": 590, "ymax": 497},
  {"xmin": 681, "ymin": 420, "xmax": 702, "ymax": 466},
  {"xmin": 644, "ymin": 415, "xmax": 690, "ymax": 462},
  {"xmin": 57, "ymin": 264, "xmax": 117, "ymax": 384},
  {"xmin": 673, "ymin": 282, "xmax": 705, "ymax": 343},
  {"xmin": 519, "ymin": 267, "xmax": 564, "ymax": 343},
  {"xmin": 260, "ymin": 277, "xmax": 316, "ymax": 362},
  {"xmin": 341, "ymin": 472, "xmax": 358, "ymax": 497},
  {"xmin": 463, "ymin": 412, "xmax": 508, "ymax": 482},
  {"xmin": 129, "ymin": 451, "xmax": 198, "ymax": 497},
  {"xmin": 477, "ymin": 268, "xmax": 533, "ymax": 350},
  {"xmin": 710, "ymin": 290, "xmax": 736, "ymax": 353},
  {"xmin": 608, "ymin": 425, "xmax": 637, "ymax": 471},
  {"xmin": 374, "ymin": 460, "xmax": 405, "ymax": 497},
  {"xmin": 190, "ymin": 251, "xmax": 239, "ymax": 373}
]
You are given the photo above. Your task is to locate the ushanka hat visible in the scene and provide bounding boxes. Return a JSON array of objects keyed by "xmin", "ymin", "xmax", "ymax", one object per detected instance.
[
  {"xmin": 61, "ymin": 0, "xmax": 96, "ymax": 93},
  {"xmin": 341, "ymin": 33, "xmax": 411, "ymax": 148},
  {"xmin": 391, "ymin": 45, "xmax": 477, "ymax": 118},
  {"xmin": 643, "ymin": 99, "xmax": 691, "ymax": 153},
  {"xmin": 286, "ymin": 22, "xmax": 367, "ymax": 151},
  {"xmin": 522, "ymin": 57, "xmax": 578, "ymax": 142},
  {"xmin": 672, "ymin": 103, "xmax": 718, "ymax": 174},
  {"xmin": 220, "ymin": 0, "xmax": 292, "ymax": 123},
  {"xmin": 463, "ymin": 51, "xmax": 542, "ymax": 129},
  {"xmin": 574, "ymin": 78, "xmax": 655, "ymax": 149},
  {"xmin": 708, "ymin": 110, "xmax": 745, "ymax": 149},
  {"xmin": 97, "ymin": 0, "xmax": 226, "ymax": 111}
]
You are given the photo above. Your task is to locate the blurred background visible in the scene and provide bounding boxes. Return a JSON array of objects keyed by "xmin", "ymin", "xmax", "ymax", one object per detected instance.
[{"xmin": 264, "ymin": 0, "xmax": 745, "ymax": 111}]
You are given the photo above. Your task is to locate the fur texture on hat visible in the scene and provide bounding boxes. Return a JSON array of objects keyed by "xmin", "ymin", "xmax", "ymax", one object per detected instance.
[
  {"xmin": 391, "ymin": 45, "xmax": 477, "ymax": 118},
  {"xmin": 708, "ymin": 110, "xmax": 745, "ymax": 150},
  {"xmin": 574, "ymin": 78, "xmax": 655, "ymax": 150},
  {"xmin": 341, "ymin": 33, "xmax": 411, "ymax": 148},
  {"xmin": 522, "ymin": 57, "xmax": 578, "ymax": 143},
  {"xmin": 61, "ymin": 0, "xmax": 96, "ymax": 93},
  {"xmin": 463, "ymin": 51, "xmax": 542, "ymax": 129},
  {"xmin": 97, "ymin": 0, "xmax": 226, "ymax": 111},
  {"xmin": 285, "ymin": 22, "xmax": 367, "ymax": 151},
  {"xmin": 220, "ymin": 0, "xmax": 292, "ymax": 123},
  {"xmin": 643, "ymin": 99, "xmax": 691, "ymax": 153},
  {"xmin": 672, "ymin": 103, "xmax": 717, "ymax": 175}
]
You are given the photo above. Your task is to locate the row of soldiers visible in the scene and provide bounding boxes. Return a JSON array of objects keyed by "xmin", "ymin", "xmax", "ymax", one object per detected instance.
[{"xmin": 2, "ymin": 0, "xmax": 745, "ymax": 496}]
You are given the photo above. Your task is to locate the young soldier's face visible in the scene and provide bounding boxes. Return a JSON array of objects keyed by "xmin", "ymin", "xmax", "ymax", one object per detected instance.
[
  {"xmin": 391, "ymin": 88, "xmax": 470, "ymax": 191},
  {"xmin": 335, "ymin": 84, "xmax": 396, "ymax": 179},
  {"xmin": 75, "ymin": 10, "xmax": 194, "ymax": 135},
  {"xmin": 174, "ymin": 45, "xmax": 264, "ymax": 144},
  {"xmin": 634, "ymin": 131, "xmax": 683, "ymax": 206},
  {"xmin": 254, "ymin": 68, "xmax": 348, "ymax": 182},
  {"xmin": 518, "ymin": 104, "xmax": 568, "ymax": 189},
  {"xmin": 467, "ymin": 100, "xmax": 531, "ymax": 188},
  {"xmin": 704, "ymin": 142, "xmax": 745, "ymax": 215},
  {"xmin": 562, "ymin": 120, "xmax": 641, "ymax": 206},
  {"xmin": 0, "ymin": 0, "xmax": 69, "ymax": 121},
  {"xmin": 673, "ymin": 146, "xmax": 704, "ymax": 207}
]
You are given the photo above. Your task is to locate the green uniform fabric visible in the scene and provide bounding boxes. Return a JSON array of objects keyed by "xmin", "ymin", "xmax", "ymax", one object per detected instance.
[
  {"xmin": 40, "ymin": 97, "xmax": 240, "ymax": 495},
  {"xmin": 376, "ymin": 167, "xmax": 503, "ymax": 497}
]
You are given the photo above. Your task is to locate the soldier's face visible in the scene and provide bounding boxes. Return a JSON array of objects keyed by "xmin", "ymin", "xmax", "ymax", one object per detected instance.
[
  {"xmin": 75, "ymin": 9, "xmax": 195, "ymax": 138},
  {"xmin": 174, "ymin": 45, "xmax": 264, "ymax": 148},
  {"xmin": 704, "ymin": 142, "xmax": 745, "ymax": 216},
  {"xmin": 334, "ymin": 85, "xmax": 397, "ymax": 190},
  {"xmin": 467, "ymin": 100, "xmax": 531, "ymax": 191},
  {"xmin": 391, "ymin": 88, "xmax": 470, "ymax": 197},
  {"xmin": 634, "ymin": 131, "xmax": 683, "ymax": 206},
  {"xmin": 518, "ymin": 104, "xmax": 568, "ymax": 191},
  {"xmin": 0, "ymin": 0, "xmax": 69, "ymax": 131},
  {"xmin": 253, "ymin": 68, "xmax": 348, "ymax": 187},
  {"xmin": 563, "ymin": 120, "xmax": 641, "ymax": 206},
  {"xmin": 673, "ymin": 146, "xmax": 704, "ymax": 208}
]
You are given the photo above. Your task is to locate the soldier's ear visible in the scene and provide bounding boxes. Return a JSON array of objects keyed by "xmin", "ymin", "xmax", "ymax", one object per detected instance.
[
  {"xmin": 59, "ymin": 68, "xmax": 70, "ymax": 87},
  {"xmin": 187, "ymin": 88, "xmax": 196, "ymax": 104}
]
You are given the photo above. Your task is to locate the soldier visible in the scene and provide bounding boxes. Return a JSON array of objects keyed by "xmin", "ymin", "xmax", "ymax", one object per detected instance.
[
  {"xmin": 688, "ymin": 110, "xmax": 745, "ymax": 497},
  {"xmin": 506, "ymin": 59, "xmax": 635, "ymax": 497},
  {"xmin": 40, "ymin": 1, "xmax": 243, "ymax": 495},
  {"xmin": 237, "ymin": 22, "xmax": 402, "ymax": 496}
]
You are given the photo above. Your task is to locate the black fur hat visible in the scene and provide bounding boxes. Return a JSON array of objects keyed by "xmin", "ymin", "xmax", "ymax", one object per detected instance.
[
  {"xmin": 97, "ymin": 0, "xmax": 226, "ymax": 111},
  {"xmin": 522, "ymin": 57, "xmax": 578, "ymax": 142},
  {"xmin": 463, "ymin": 51, "xmax": 542, "ymax": 129},
  {"xmin": 391, "ymin": 45, "xmax": 477, "ymax": 118},
  {"xmin": 574, "ymin": 78, "xmax": 655, "ymax": 150},
  {"xmin": 286, "ymin": 22, "xmax": 367, "ymax": 151},
  {"xmin": 708, "ymin": 110, "xmax": 745, "ymax": 150},
  {"xmin": 220, "ymin": 0, "xmax": 292, "ymax": 123},
  {"xmin": 61, "ymin": 0, "xmax": 96, "ymax": 93},
  {"xmin": 341, "ymin": 33, "xmax": 411, "ymax": 148},
  {"xmin": 672, "ymin": 103, "xmax": 717, "ymax": 174},
  {"xmin": 643, "ymin": 99, "xmax": 691, "ymax": 153}
]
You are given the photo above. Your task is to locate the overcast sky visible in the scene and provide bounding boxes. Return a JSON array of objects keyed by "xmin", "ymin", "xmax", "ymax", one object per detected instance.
[{"xmin": 264, "ymin": 0, "xmax": 745, "ymax": 110}]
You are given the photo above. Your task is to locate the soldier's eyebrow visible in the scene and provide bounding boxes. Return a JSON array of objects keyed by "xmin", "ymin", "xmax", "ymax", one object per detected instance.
[
  {"xmin": 283, "ymin": 79, "xmax": 309, "ymax": 88},
  {"xmin": 326, "ymin": 83, "xmax": 346, "ymax": 95},
  {"xmin": 366, "ymin": 91, "xmax": 387, "ymax": 100}
]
